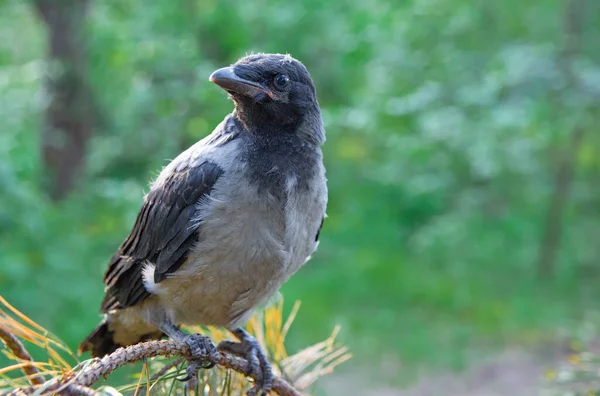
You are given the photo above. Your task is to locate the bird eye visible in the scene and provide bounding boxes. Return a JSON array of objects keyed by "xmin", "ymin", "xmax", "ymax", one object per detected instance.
[{"xmin": 274, "ymin": 74, "xmax": 290, "ymax": 90}]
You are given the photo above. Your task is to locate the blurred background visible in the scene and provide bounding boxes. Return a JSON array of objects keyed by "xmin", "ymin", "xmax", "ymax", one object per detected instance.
[{"xmin": 1, "ymin": 0, "xmax": 600, "ymax": 394}]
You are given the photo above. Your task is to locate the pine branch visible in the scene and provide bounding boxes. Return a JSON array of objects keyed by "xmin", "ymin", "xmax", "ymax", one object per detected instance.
[
  {"xmin": 7, "ymin": 340, "xmax": 302, "ymax": 396},
  {"xmin": 0, "ymin": 324, "xmax": 46, "ymax": 386}
]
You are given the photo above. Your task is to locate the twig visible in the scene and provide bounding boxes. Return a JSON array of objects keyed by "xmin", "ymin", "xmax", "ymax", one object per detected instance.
[
  {"xmin": 61, "ymin": 384, "xmax": 97, "ymax": 396},
  {"xmin": 149, "ymin": 356, "xmax": 185, "ymax": 382},
  {"xmin": 3, "ymin": 382, "xmax": 96, "ymax": 396},
  {"xmin": 9, "ymin": 340, "xmax": 302, "ymax": 396},
  {"xmin": 0, "ymin": 324, "xmax": 46, "ymax": 386}
]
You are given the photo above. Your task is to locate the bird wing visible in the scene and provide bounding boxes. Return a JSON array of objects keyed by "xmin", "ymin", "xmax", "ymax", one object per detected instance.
[{"xmin": 100, "ymin": 156, "xmax": 224, "ymax": 312}]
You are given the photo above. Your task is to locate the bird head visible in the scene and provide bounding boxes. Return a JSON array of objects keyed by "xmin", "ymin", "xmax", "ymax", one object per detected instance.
[{"xmin": 209, "ymin": 53, "xmax": 325, "ymax": 144}]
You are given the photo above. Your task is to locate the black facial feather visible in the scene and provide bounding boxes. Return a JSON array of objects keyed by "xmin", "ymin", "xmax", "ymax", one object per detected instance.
[
  {"xmin": 228, "ymin": 54, "xmax": 325, "ymax": 144},
  {"xmin": 233, "ymin": 54, "xmax": 316, "ymax": 95}
]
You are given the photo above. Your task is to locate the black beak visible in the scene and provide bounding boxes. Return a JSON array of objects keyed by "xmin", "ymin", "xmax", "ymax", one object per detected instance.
[{"xmin": 209, "ymin": 67, "xmax": 269, "ymax": 98}]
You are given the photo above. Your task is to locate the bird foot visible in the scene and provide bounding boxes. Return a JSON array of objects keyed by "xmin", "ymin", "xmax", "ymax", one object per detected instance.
[
  {"xmin": 218, "ymin": 330, "xmax": 273, "ymax": 396},
  {"xmin": 176, "ymin": 333, "xmax": 219, "ymax": 388}
]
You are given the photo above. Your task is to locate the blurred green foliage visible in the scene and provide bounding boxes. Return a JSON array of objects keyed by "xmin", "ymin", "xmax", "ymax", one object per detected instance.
[{"xmin": 1, "ymin": 0, "xmax": 600, "ymax": 390}]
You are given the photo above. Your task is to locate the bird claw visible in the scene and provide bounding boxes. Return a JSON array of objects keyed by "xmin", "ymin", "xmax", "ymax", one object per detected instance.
[
  {"xmin": 218, "ymin": 333, "xmax": 273, "ymax": 395},
  {"xmin": 176, "ymin": 361, "xmax": 198, "ymax": 383},
  {"xmin": 176, "ymin": 333, "xmax": 218, "ymax": 389}
]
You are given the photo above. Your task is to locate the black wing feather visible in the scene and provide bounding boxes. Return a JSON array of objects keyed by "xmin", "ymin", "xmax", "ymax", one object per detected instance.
[
  {"xmin": 100, "ymin": 160, "xmax": 224, "ymax": 311},
  {"xmin": 315, "ymin": 217, "xmax": 324, "ymax": 241}
]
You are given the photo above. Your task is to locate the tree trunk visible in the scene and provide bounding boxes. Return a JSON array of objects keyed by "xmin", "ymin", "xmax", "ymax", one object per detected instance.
[
  {"xmin": 537, "ymin": 0, "xmax": 587, "ymax": 277},
  {"xmin": 34, "ymin": 0, "xmax": 94, "ymax": 201}
]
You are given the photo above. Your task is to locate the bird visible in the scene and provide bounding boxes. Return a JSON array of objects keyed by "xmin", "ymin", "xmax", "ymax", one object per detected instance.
[{"xmin": 79, "ymin": 53, "xmax": 327, "ymax": 395}]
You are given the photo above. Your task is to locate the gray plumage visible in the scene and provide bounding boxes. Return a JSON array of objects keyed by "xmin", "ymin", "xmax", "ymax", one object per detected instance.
[{"xmin": 80, "ymin": 53, "xmax": 327, "ymax": 370}]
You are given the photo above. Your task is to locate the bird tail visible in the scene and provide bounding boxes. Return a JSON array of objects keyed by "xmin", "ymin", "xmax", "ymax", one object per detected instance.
[
  {"xmin": 78, "ymin": 319, "xmax": 120, "ymax": 358},
  {"xmin": 79, "ymin": 316, "xmax": 165, "ymax": 358}
]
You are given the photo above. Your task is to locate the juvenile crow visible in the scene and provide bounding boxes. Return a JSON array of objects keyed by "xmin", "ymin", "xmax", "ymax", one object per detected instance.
[{"xmin": 79, "ymin": 53, "xmax": 327, "ymax": 395}]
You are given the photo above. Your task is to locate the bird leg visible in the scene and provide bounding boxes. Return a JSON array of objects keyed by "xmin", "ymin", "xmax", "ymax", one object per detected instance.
[
  {"xmin": 159, "ymin": 322, "xmax": 218, "ymax": 388},
  {"xmin": 218, "ymin": 327, "xmax": 273, "ymax": 396}
]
